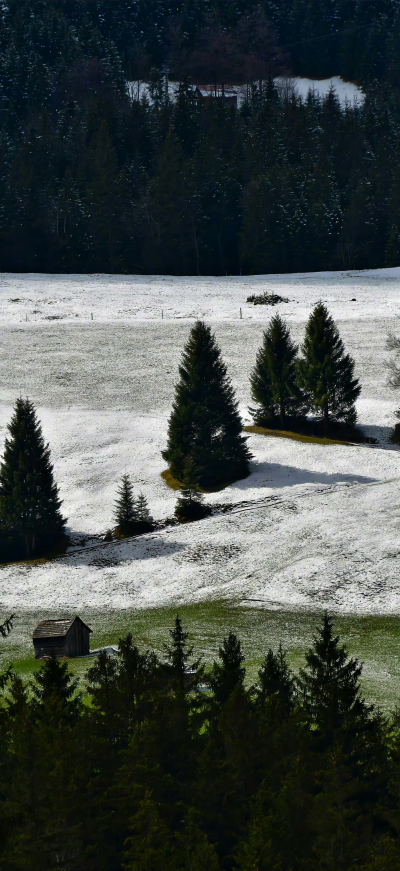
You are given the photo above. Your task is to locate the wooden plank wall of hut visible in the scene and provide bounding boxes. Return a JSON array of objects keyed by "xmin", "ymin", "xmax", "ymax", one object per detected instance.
[
  {"xmin": 33, "ymin": 637, "xmax": 66, "ymax": 658},
  {"xmin": 65, "ymin": 619, "xmax": 90, "ymax": 657}
]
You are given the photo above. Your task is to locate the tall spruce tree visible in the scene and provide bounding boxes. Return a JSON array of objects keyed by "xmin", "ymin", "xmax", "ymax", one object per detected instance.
[
  {"xmin": 298, "ymin": 613, "xmax": 367, "ymax": 738},
  {"xmin": 256, "ymin": 644, "xmax": 295, "ymax": 714},
  {"xmin": 162, "ymin": 321, "xmax": 251, "ymax": 488},
  {"xmin": 0, "ymin": 398, "xmax": 66, "ymax": 557},
  {"xmin": 297, "ymin": 303, "xmax": 361, "ymax": 430},
  {"xmin": 114, "ymin": 474, "xmax": 138, "ymax": 536},
  {"xmin": 32, "ymin": 654, "xmax": 81, "ymax": 722},
  {"xmin": 163, "ymin": 615, "xmax": 203, "ymax": 695},
  {"xmin": 208, "ymin": 632, "xmax": 246, "ymax": 707},
  {"xmin": 250, "ymin": 314, "xmax": 304, "ymax": 428}
]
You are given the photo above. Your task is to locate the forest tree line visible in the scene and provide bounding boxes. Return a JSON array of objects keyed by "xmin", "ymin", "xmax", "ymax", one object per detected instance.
[
  {"xmin": 1, "ymin": 0, "xmax": 400, "ymax": 274},
  {"xmin": 1, "ymin": 613, "xmax": 400, "ymax": 869}
]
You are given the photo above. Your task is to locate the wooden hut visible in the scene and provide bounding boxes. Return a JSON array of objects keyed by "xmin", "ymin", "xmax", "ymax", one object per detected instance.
[
  {"xmin": 194, "ymin": 85, "xmax": 238, "ymax": 107},
  {"xmin": 32, "ymin": 616, "xmax": 92, "ymax": 659}
]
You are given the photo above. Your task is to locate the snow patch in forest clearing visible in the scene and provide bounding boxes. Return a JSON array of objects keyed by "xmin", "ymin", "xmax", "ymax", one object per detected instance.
[
  {"xmin": 126, "ymin": 76, "xmax": 364, "ymax": 107},
  {"xmin": 277, "ymin": 76, "xmax": 365, "ymax": 104},
  {"xmin": 0, "ymin": 267, "xmax": 400, "ymax": 615}
]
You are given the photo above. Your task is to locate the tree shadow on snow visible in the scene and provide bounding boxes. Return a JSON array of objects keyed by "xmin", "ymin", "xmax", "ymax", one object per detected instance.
[
  {"xmin": 360, "ymin": 423, "xmax": 398, "ymax": 447},
  {"xmin": 235, "ymin": 461, "xmax": 377, "ymax": 491},
  {"xmin": 57, "ymin": 535, "xmax": 186, "ymax": 568}
]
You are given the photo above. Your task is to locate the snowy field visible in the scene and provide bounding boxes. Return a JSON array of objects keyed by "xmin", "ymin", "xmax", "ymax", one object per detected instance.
[{"xmin": 2, "ymin": 268, "xmax": 400, "ymax": 694}]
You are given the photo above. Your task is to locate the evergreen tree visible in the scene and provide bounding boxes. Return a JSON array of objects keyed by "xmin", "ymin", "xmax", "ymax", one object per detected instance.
[
  {"xmin": 181, "ymin": 812, "xmax": 221, "ymax": 871},
  {"xmin": 175, "ymin": 457, "xmax": 211, "ymax": 522},
  {"xmin": 297, "ymin": 303, "xmax": 361, "ymax": 430},
  {"xmin": 208, "ymin": 632, "xmax": 246, "ymax": 707},
  {"xmin": 310, "ymin": 742, "xmax": 375, "ymax": 870},
  {"xmin": 250, "ymin": 314, "xmax": 304, "ymax": 428},
  {"xmin": 116, "ymin": 633, "xmax": 158, "ymax": 732},
  {"xmin": 298, "ymin": 613, "xmax": 367, "ymax": 738},
  {"xmin": 115, "ymin": 479, "xmax": 154, "ymax": 536},
  {"xmin": 135, "ymin": 492, "xmax": 154, "ymax": 529},
  {"xmin": 256, "ymin": 644, "xmax": 295, "ymax": 714},
  {"xmin": 123, "ymin": 792, "xmax": 180, "ymax": 871},
  {"xmin": 114, "ymin": 474, "xmax": 138, "ymax": 536},
  {"xmin": 31, "ymin": 654, "xmax": 81, "ymax": 726},
  {"xmin": 86, "ymin": 649, "xmax": 120, "ymax": 753},
  {"xmin": 163, "ymin": 615, "xmax": 203, "ymax": 695},
  {"xmin": 0, "ymin": 398, "xmax": 66, "ymax": 557},
  {"xmin": 85, "ymin": 120, "xmax": 124, "ymax": 272},
  {"xmin": 162, "ymin": 321, "xmax": 251, "ymax": 488}
]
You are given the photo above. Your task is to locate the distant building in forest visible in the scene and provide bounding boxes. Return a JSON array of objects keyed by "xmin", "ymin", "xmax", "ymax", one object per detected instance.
[
  {"xmin": 194, "ymin": 85, "xmax": 238, "ymax": 107},
  {"xmin": 32, "ymin": 616, "xmax": 92, "ymax": 659}
]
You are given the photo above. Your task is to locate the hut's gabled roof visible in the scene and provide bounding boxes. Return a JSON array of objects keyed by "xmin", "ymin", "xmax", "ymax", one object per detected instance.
[{"xmin": 32, "ymin": 616, "xmax": 92, "ymax": 639}]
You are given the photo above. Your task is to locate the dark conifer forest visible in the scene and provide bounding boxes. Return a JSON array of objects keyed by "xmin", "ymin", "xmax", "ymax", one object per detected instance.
[
  {"xmin": 2, "ymin": 614, "xmax": 400, "ymax": 869},
  {"xmin": 1, "ymin": 0, "xmax": 400, "ymax": 275}
]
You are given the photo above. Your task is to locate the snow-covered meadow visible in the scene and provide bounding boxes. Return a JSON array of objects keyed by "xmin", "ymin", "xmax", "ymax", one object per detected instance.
[{"xmin": 1, "ymin": 267, "xmax": 400, "ymax": 631}]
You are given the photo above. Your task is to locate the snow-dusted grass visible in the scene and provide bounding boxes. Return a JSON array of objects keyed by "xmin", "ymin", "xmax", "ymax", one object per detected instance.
[
  {"xmin": 4, "ymin": 605, "xmax": 400, "ymax": 711},
  {"xmin": 1, "ymin": 268, "xmax": 400, "ymax": 698}
]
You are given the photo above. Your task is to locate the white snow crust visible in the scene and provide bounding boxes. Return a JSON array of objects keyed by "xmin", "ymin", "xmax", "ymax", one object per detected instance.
[{"xmin": 0, "ymin": 267, "xmax": 400, "ymax": 614}]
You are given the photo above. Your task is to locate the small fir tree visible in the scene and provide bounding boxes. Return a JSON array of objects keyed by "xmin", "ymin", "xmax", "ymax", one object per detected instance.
[
  {"xmin": 250, "ymin": 314, "xmax": 304, "ymax": 428},
  {"xmin": 162, "ymin": 321, "xmax": 251, "ymax": 488},
  {"xmin": 297, "ymin": 303, "xmax": 361, "ymax": 430},
  {"xmin": 135, "ymin": 493, "xmax": 154, "ymax": 530},
  {"xmin": 114, "ymin": 474, "xmax": 138, "ymax": 536},
  {"xmin": 0, "ymin": 398, "xmax": 66, "ymax": 557},
  {"xmin": 175, "ymin": 457, "xmax": 210, "ymax": 522}
]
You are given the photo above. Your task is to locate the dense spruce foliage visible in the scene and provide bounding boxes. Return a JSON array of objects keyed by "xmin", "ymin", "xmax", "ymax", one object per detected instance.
[
  {"xmin": 250, "ymin": 314, "xmax": 304, "ymax": 427},
  {"xmin": 163, "ymin": 321, "xmax": 251, "ymax": 488},
  {"xmin": 250, "ymin": 305, "xmax": 361, "ymax": 432},
  {"xmin": 1, "ymin": 1, "xmax": 400, "ymax": 274},
  {"xmin": 1, "ymin": 613, "xmax": 400, "ymax": 869},
  {"xmin": 114, "ymin": 475, "xmax": 154, "ymax": 536},
  {"xmin": 174, "ymin": 457, "xmax": 211, "ymax": 522},
  {"xmin": 0, "ymin": 398, "xmax": 66, "ymax": 560},
  {"xmin": 297, "ymin": 302, "xmax": 362, "ymax": 428}
]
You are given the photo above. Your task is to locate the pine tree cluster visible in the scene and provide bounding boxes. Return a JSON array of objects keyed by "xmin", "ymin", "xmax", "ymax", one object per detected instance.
[
  {"xmin": 114, "ymin": 474, "xmax": 154, "ymax": 536},
  {"xmin": 165, "ymin": 309, "xmax": 361, "ymax": 499},
  {"xmin": 251, "ymin": 303, "xmax": 361, "ymax": 431},
  {"xmin": 1, "ymin": 1, "xmax": 400, "ymax": 274},
  {"xmin": 1, "ymin": 613, "xmax": 399, "ymax": 869}
]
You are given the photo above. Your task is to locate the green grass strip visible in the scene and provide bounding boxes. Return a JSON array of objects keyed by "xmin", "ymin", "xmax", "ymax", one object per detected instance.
[{"xmin": 244, "ymin": 424, "xmax": 350, "ymax": 446}]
